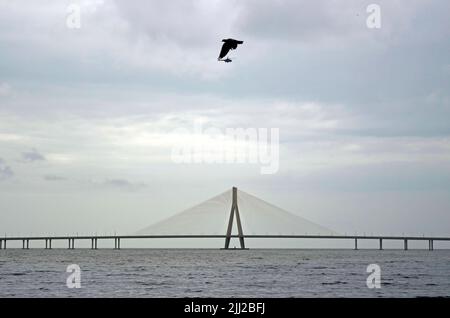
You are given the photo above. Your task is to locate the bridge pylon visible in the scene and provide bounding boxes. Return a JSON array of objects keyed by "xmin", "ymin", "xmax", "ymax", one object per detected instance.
[{"xmin": 223, "ymin": 187, "xmax": 247, "ymax": 249}]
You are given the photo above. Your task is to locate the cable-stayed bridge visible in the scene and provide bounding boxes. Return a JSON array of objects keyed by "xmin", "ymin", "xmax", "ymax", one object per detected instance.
[{"xmin": 1, "ymin": 187, "xmax": 449, "ymax": 250}]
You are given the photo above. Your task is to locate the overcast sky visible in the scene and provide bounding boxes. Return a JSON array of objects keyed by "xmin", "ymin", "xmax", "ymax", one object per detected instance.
[{"xmin": 0, "ymin": 0, "xmax": 449, "ymax": 243}]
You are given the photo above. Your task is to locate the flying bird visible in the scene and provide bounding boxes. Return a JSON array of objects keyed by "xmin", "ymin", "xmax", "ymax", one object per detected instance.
[{"xmin": 218, "ymin": 38, "xmax": 243, "ymax": 63}]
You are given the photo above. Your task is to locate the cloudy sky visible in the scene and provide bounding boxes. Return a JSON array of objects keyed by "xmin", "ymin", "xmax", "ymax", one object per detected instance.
[{"xmin": 0, "ymin": 0, "xmax": 449, "ymax": 243}]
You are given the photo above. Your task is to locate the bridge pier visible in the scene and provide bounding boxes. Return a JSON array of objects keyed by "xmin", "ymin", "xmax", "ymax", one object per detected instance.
[
  {"xmin": 379, "ymin": 238, "xmax": 383, "ymax": 250},
  {"xmin": 44, "ymin": 239, "xmax": 52, "ymax": 249},
  {"xmin": 0, "ymin": 240, "xmax": 2, "ymax": 249},
  {"xmin": 428, "ymin": 240, "xmax": 434, "ymax": 251},
  {"xmin": 3, "ymin": 240, "xmax": 5, "ymax": 249},
  {"xmin": 90, "ymin": 238, "xmax": 98, "ymax": 249},
  {"xmin": 22, "ymin": 239, "xmax": 25, "ymax": 249},
  {"xmin": 404, "ymin": 239, "xmax": 408, "ymax": 251},
  {"xmin": 27, "ymin": 239, "xmax": 29, "ymax": 249},
  {"xmin": 354, "ymin": 238, "xmax": 358, "ymax": 250},
  {"xmin": 68, "ymin": 238, "xmax": 75, "ymax": 249}
]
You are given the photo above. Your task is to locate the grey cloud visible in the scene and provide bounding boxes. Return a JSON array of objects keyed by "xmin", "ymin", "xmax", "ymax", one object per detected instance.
[
  {"xmin": 22, "ymin": 149, "xmax": 45, "ymax": 162},
  {"xmin": 0, "ymin": 82, "xmax": 12, "ymax": 97},
  {"xmin": 1, "ymin": 0, "xmax": 448, "ymax": 115},
  {"xmin": 43, "ymin": 175, "xmax": 67, "ymax": 181},
  {"xmin": 236, "ymin": 0, "xmax": 361, "ymax": 42},
  {"xmin": 114, "ymin": 0, "xmax": 240, "ymax": 48},
  {"xmin": 113, "ymin": 0, "xmax": 436, "ymax": 48},
  {"xmin": 0, "ymin": 158, "xmax": 14, "ymax": 180},
  {"xmin": 235, "ymin": 0, "xmax": 433, "ymax": 43},
  {"xmin": 95, "ymin": 1, "xmax": 450, "ymax": 139},
  {"xmin": 255, "ymin": 161, "xmax": 450, "ymax": 193},
  {"xmin": 103, "ymin": 179, "xmax": 147, "ymax": 191}
]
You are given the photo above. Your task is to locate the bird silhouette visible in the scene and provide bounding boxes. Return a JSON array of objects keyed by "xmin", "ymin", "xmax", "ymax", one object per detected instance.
[{"xmin": 218, "ymin": 38, "xmax": 243, "ymax": 63}]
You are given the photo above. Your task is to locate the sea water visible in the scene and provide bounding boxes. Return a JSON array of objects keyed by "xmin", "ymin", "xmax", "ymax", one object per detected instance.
[{"xmin": 0, "ymin": 249, "xmax": 449, "ymax": 297}]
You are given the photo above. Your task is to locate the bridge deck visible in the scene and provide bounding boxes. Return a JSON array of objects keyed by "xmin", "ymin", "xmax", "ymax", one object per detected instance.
[
  {"xmin": 1, "ymin": 234, "xmax": 449, "ymax": 241},
  {"xmin": 0, "ymin": 234, "xmax": 448, "ymax": 251}
]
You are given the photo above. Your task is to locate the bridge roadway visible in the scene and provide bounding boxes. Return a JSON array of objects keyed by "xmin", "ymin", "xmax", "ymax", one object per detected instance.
[{"xmin": 0, "ymin": 234, "xmax": 449, "ymax": 250}]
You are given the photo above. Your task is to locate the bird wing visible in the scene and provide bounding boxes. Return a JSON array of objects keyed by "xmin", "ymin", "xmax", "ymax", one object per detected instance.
[
  {"xmin": 218, "ymin": 42, "xmax": 233, "ymax": 59},
  {"xmin": 230, "ymin": 40, "xmax": 243, "ymax": 50}
]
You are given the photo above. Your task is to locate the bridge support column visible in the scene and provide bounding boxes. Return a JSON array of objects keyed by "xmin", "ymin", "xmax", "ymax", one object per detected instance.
[
  {"xmin": 354, "ymin": 238, "xmax": 358, "ymax": 250},
  {"xmin": 3, "ymin": 240, "xmax": 6, "ymax": 249},
  {"xmin": 49, "ymin": 239, "xmax": 52, "ymax": 249},
  {"xmin": 45, "ymin": 239, "xmax": 48, "ymax": 249},
  {"xmin": 114, "ymin": 238, "xmax": 121, "ymax": 250},
  {"xmin": 94, "ymin": 238, "xmax": 98, "ymax": 249},
  {"xmin": 68, "ymin": 238, "xmax": 75, "ymax": 249},
  {"xmin": 0, "ymin": 240, "xmax": 2, "ymax": 249},
  {"xmin": 224, "ymin": 187, "xmax": 246, "ymax": 249},
  {"xmin": 429, "ymin": 240, "xmax": 434, "ymax": 251},
  {"xmin": 26, "ymin": 240, "xmax": 29, "ymax": 249},
  {"xmin": 22, "ymin": 240, "xmax": 25, "ymax": 249},
  {"xmin": 379, "ymin": 238, "xmax": 383, "ymax": 250},
  {"xmin": 404, "ymin": 239, "xmax": 408, "ymax": 251},
  {"xmin": 91, "ymin": 238, "xmax": 94, "ymax": 249}
]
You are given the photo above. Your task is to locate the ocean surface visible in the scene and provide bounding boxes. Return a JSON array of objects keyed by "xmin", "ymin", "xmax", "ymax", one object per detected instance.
[{"xmin": 0, "ymin": 249, "xmax": 449, "ymax": 297}]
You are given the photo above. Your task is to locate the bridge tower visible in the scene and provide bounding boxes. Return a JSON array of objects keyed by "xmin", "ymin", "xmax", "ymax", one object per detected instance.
[{"xmin": 223, "ymin": 187, "xmax": 246, "ymax": 249}]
